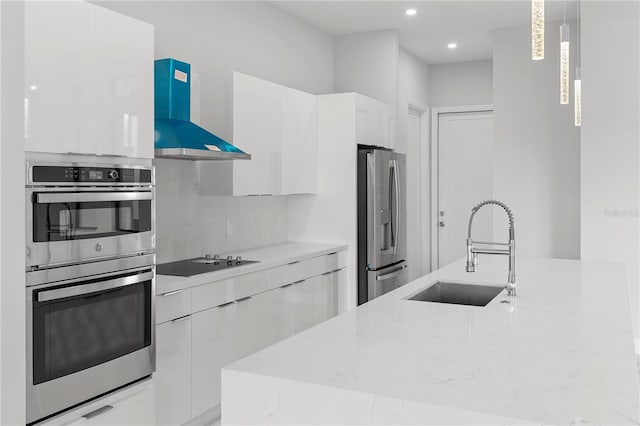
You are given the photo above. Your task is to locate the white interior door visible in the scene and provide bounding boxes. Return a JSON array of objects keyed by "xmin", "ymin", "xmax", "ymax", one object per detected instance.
[{"xmin": 437, "ymin": 111, "xmax": 494, "ymax": 268}]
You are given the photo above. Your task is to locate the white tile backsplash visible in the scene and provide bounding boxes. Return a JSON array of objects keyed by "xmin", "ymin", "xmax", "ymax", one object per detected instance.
[{"xmin": 154, "ymin": 159, "xmax": 288, "ymax": 263}]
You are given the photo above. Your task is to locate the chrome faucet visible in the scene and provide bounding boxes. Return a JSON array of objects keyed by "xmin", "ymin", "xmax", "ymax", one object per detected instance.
[{"xmin": 465, "ymin": 199, "xmax": 517, "ymax": 296}]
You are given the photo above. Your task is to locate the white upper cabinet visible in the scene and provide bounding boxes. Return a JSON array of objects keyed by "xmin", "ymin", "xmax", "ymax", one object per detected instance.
[
  {"xmin": 355, "ymin": 94, "xmax": 395, "ymax": 149},
  {"xmin": 232, "ymin": 72, "xmax": 281, "ymax": 195},
  {"xmin": 280, "ymin": 87, "xmax": 318, "ymax": 194},
  {"xmin": 25, "ymin": 0, "xmax": 97, "ymax": 155},
  {"xmin": 24, "ymin": 1, "xmax": 154, "ymax": 158},
  {"xmin": 232, "ymin": 72, "xmax": 318, "ymax": 195},
  {"xmin": 95, "ymin": 7, "xmax": 154, "ymax": 158}
]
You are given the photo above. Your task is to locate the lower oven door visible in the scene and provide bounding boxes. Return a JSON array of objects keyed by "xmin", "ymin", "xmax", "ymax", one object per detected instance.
[
  {"xmin": 26, "ymin": 264, "xmax": 155, "ymax": 424},
  {"xmin": 26, "ymin": 188, "xmax": 155, "ymax": 268}
]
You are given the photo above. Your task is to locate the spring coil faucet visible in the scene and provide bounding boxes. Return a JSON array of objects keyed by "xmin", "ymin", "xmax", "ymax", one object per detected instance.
[{"xmin": 466, "ymin": 199, "xmax": 517, "ymax": 296}]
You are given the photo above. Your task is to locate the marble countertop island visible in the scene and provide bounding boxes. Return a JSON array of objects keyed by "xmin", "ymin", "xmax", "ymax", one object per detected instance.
[{"xmin": 222, "ymin": 257, "xmax": 639, "ymax": 425}]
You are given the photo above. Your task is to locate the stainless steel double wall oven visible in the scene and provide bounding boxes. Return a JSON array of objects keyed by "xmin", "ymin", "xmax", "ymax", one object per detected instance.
[{"xmin": 25, "ymin": 154, "xmax": 156, "ymax": 424}]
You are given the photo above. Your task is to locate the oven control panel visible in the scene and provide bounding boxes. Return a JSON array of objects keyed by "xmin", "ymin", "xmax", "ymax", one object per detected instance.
[{"xmin": 32, "ymin": 166, "xmax": 153, "ymax": 184}]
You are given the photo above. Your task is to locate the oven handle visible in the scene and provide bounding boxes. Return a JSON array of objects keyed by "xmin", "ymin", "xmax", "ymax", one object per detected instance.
[
  {"xmin": 35, "ymin": 191, "xmax": 153, "ymax": 204},
  {"xmin": 37, "ymin": 271, "xmax": 153, "ymax": 302}
]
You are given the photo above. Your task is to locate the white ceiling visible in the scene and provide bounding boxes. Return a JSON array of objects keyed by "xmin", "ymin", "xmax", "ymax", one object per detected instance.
[{"xmin": 272, "ymin": 1, "xmax": 578, "ymax": 64}]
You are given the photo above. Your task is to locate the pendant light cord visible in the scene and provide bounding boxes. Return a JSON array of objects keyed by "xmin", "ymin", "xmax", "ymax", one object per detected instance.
[{"xmin": 576, "ymin": 0, "xmax": 581, "ymax": 68}]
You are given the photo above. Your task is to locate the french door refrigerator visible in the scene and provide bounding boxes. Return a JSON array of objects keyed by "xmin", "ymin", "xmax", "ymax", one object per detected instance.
[{"xmin": 357, "ymin": 145, "xmax": 408, "ymax": 305}]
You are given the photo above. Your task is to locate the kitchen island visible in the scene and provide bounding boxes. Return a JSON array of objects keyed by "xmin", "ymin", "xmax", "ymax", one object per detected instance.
[{"xmin": 222, "ymin": 257, "xmax": 639, "ymax": 424}]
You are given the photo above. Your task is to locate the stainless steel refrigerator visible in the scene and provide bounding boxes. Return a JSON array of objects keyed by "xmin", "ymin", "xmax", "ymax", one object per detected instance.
[{"xmin": 357, "ymin": 145, "xmax": 408, "ymax": 305}]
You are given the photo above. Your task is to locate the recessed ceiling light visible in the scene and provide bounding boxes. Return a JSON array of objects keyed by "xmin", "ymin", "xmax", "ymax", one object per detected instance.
[
  {"xmin": 447, "ymin": 43, "xmax": 457, "ymax": 49},
  {"xmin": 29, "ymin": 85, "xmax": 38, "ymax": 91},
  {"xmin": 405, "ymin": 9, "xmax": 417, "ymax": 16}
]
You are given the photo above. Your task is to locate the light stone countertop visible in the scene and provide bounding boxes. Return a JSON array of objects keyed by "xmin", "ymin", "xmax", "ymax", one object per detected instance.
[
  {"xmin": 155, "ymin": 241, "xmax": 348, "ymax": 294},
  {"xmin": 222, "ymin": 256, "xmax": 640, "ymax": 425}
]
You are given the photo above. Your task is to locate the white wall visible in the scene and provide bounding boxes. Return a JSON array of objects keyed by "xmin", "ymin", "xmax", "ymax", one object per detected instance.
[
  {"xmin": 155, "ymin": 159, "xmax": 288, "ymax": 263},
  {"xmin": 96, "ymin": 1, "xmax": 334, "ymax": 262},
  {"xmin": 397, "ymin": 49, "xmax": 430, "ymax": 153},
  {"xmin": 334, "ymin": 30, "xmax": 399, "ymax": 105},
  {"xmin": 397, "ymin": 49, "xmax": 430, "ymax": 280},
  {"xmin": 0, "ymin": 1, "xmax": 26, "ymax": 423},
  {"xmin": 580, "ymin": 1, "xmax": 639, "ymax": 349},
  {"xmin": 492, "ymin": 22, "xmax": 580, "ymax": 259},
  {"xmin": 428, "ymin": 60, "xmax": 493, "ymax": 107}
]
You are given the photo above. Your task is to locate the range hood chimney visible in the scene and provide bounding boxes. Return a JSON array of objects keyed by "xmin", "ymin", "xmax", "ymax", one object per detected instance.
[{"xmin": 154, "ymin": 58, "xmax": 250, "ymax": 160}]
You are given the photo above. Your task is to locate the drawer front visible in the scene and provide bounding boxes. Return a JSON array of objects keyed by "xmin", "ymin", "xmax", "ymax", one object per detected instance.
[
  {"xmin": 310, "ymin": 251, "xmax": 344, "ymax": 276},
  {"xmin": 41, "ymin": 379, "xmax": 155, "ymax": 425},
  {"xmin": 269, "ymin": 258, "xmax": 314, "ymax": 287},
  {"xmin": 156, "ymin": 288, "xmax": 191, "ymax": 324},
  {"xmin": 191, "ymin": 271, "xmax": 269, "ymax": 313}
]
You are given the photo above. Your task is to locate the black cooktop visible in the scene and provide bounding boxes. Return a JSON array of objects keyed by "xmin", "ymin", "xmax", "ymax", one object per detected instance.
[{"xmin": 157, "ymin": 256, "xmax": 259, "ymax": 277}]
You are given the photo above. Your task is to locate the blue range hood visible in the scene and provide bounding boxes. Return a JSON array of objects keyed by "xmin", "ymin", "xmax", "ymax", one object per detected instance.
[{"xmin": 154, "ymin": 58, "xmax": 250, "ymax": 160}]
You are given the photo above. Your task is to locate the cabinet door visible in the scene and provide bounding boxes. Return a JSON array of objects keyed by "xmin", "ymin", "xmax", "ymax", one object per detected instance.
[
  {"xmin": 311, "ymin": 273, "xmax": 337, "ymax": 326},
  {"xmin": 248, "ymin": 287, "xmax": 292, "ymax": 351},
  {"xmin": 281, "ymin": 88, "xmax": 317, "ymax": 194},
  {"xmin": 355, "ymin": 95, "xmax": 394, "ymax": 149},
  {"xmin": 24, "ymin": 0, "xmax": 97, "ymax": 155},
  {"xmin": 155, "ymin": 316, "xmax": 191, "ymax": 426},
  {"xmin": 95, "ymin": 7, "xmax": 154, "ymax": 158},
  {"xmin": 284, "ymin": 279, "xmax": 315, "ymax": 335},
  {"xmin": 191, "ymin": 302, "xmax": 236, "ymax": 417},
  {"xmin": 233, "ymin": 72, "xmax": 281, "ymax": 195}
]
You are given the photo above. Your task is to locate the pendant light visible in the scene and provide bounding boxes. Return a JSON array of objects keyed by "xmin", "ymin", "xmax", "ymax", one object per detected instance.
[
  {"xmin": 560, "ymin": 2, "xmax": 570, "ymax": 104},
  {"xmin": 532, "ymin": 0, "xmax": 545, "ymax": 60},
  {"xmin": 574, "ymin": 0, "xmax": 582, "ymax": 126}
]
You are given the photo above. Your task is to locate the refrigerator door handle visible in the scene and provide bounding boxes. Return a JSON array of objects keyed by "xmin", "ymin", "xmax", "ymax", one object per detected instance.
[
  {"xmin": 392, "ymin": 159, "xmax": 400, "ymax": 256},
  {"xmin": 376, "ymin": 264, "xmax": 408, "ymax": 281}
]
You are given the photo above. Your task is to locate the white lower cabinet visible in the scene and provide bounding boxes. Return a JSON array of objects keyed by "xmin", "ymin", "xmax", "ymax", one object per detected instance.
[
  {"xmin": 80, "ymin": 383, "xmax": 155, "ymax": 426},
  {"xmin": 156, "ymin": 252, "xmax": 345, "ymax": 424},
  {"xmin": 155, "ymin": 316, "xmax": 192, "ymax": 426},
  {"xmin": 311, "ymin": 271, "xmax": 340, "ymax": 325},
  {"xmin": 191, "ymin": 301, "xmax": 237, "ymax": 418},
  {"xmin": 287, "ymin": 279, "xmax": 315, "ymax": 334},
  {"xmin": 42, "ymin": 380, "xmax": 155, "ymax": 426}
]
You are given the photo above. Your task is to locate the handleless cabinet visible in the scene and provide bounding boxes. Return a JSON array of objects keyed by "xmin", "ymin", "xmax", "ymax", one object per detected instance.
[
  {"xmin": 24, "ymin": 1, "xmax": 154, "ymax": 158},
  {"xmin": 232, "ymin": 72, "xmax": 318, "ymax": 195},
  {"xmin": 24, "ymin": 0, "xmax": 97, "ymax": 156},
  {"xmin": 355, "ymin": 94, "xmax": 395, "ymax": 150},
  {"xmin": 95, "ymin": 7, "xmax": 154, "ymax": 159}
]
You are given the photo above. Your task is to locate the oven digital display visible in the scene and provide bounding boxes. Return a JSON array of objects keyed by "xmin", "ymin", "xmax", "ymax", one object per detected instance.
[{"xmin": 88, "ymin": 170, "xmax": 103, "ymax": 180}]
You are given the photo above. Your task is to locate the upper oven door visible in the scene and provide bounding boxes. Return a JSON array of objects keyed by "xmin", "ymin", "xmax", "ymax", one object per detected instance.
[{"xmin": 26, "ymin": 188, "xmax": 155, "ymax": 268}]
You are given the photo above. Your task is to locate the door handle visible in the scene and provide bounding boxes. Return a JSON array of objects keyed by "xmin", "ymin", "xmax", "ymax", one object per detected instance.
[
  {"xmin": 81, "ymin": 405, "xmax": 114, "ymax": 420},
  {"xmin": 393, "ymin": 159, "xmax": 400, "ymax": 255},
  {"xmin": 376, "ymin": 264, "xmax": 407, "ymax": 281},
  {"xmin": 160, "ymin": 289, "xmax": 183, "ymax": 297},
  {"xmin": 36, "ymin": 191, "xmax": 152, "ymax": 204},
  {"xmin": 38, "ymin": 271, "xmax": 153, "ymax": 302},
  {"xmin": 171, "ymin": 314, "xmax": 190, "ymax": 323}
]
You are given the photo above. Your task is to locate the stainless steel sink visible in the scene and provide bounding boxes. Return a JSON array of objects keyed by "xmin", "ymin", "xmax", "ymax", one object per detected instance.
[{"xmin": 405, "ymin": 281, "xmax": 504, "ymax": 307}]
